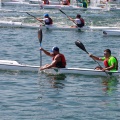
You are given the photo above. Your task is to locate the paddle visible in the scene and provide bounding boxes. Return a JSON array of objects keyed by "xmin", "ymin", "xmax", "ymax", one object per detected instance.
[
  {"xmin": 38, "ymin": 28, "xmax": 43, "ymax": 67},
  {"xmin": 59, "ymin": 9, "xmax": 77, "ymax": 26},
  {"xmin": 75, "ymin": 40, "xmax": 109, "ymax": 76},
  {"xmin": 26, "ymin": 12, "xmax": 45, "ymax": 25}
]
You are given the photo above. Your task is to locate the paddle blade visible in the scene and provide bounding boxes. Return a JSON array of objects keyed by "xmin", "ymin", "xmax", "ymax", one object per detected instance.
[
  {"xmin": 75, "ymin": 40, "xmax": 89, "ymax": 54},
  {"xmin": 38, "ymin": 28, "xmax": 42, "ymax": 44}
]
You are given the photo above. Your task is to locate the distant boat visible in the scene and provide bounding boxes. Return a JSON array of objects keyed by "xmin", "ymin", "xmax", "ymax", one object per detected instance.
[
  {"xmin": 103, "ymin": 29, "xmax": 120, "ymax": 36},
  {"xmin": 1, "ymin": 1, "xmax": 120, "ymax": 11}
]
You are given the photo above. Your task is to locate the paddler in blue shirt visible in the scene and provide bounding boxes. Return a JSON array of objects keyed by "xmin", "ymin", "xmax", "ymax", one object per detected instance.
[
  {"xmin": 37, "ymin": 14, "xmax": 53, "ymax": 25},
  {"xmin": 89, "ymin": 49, "xmax": 118, "ymax": 71}
]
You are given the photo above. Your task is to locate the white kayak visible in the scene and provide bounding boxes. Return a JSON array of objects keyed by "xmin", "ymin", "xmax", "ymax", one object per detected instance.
[
  {"xmin": 42, "ymin": 68, "xmax": 120, "ymax": 77},
  {"xmin": 0, "ymin": 60, "xmax": 39, "ymax": 72},
  {"xmin": 0, "ymin": 20, "xmax": 120, "ymax": 31},
  {"xmin": 1, "ymin": 1, "xmax": 120, "ymax": 11},
  {"xmin": 103, "ymin": 29, "xmax": 120, "ymax": 36},
  {"xmin": 29, "ymin": 0, "xmax": 62, "ymax": 5},
  {"xmin": 1, "ymin": 1, "xmax": 37, "ymax": 6},
  {"xmin": 29, "ymin": 0, "xmax": 83, "ymax": 6},
  {"xmin": 0, "ymin": 60, "xmax": 120, "ymax": 77}
]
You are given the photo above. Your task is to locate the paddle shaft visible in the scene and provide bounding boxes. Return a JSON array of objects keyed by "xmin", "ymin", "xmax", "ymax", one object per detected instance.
[
  {"xmin": 84, "ymin": 50, "xmax": 103, "ymax": 68},
  {"xmin": 40, "ymin": 44, "xmax": 42, "ymax": 67},
  {"xmin": 59, "ymin": 9, "xmax": 78, "ymax": 26},
  {"xmin": 26, "ymin": 12, "xmax": 45, "ymax": 25}
]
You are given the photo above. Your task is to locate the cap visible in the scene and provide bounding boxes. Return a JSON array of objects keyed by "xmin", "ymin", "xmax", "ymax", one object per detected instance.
[
  {"xmin": 44, "ymin": 13, "xmax": 49, "ymax": 17},
  {"xmin": 51, "ymin": 46, "xmax": 59, "ymax": 52},
  {"xmin": 76, "ymin": 14, "xmax": 81, "ymax": 18}
]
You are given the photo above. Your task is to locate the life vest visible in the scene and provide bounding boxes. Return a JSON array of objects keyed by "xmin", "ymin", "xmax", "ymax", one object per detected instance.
[
  {"xmin": 103, "ymin": 56, "xmax": 118, "ymax": 70},
  {"xmin": 76, "ymin": 18, "xmax": 85, "ymax": 27},
  {"xmin": 114, "ymin": 57, "xmax": 118, "ymax": 70},
  {"xmin": 80, "ymin": 18, "xmax": 85, "ymax": 26},
  {"xmin": 45, "ymin": 17, "xmax": 53, "ymax": 25},
  {"xmin": 52, "ymin": 54, "xmax": 66, "ymax": 68},
  {"xmin": 104, "ymin": 60, "xmax": 109, "ymax": 68}
]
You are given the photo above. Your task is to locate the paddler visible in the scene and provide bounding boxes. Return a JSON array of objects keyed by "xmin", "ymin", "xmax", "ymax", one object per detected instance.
[
  {"xmin": 62, "ymin": 0, "xmax": 70, "ymax": 5},
  {"xmin": 82, "ymin": 0, "xmax": 88, "ymax": 8},
  {"xmin": 89, "ymin": 49, "xmax": 118, "ymax": 71},
  {"xmin": 70, "ymin": 14, "xmax": 85, "ymax": 28},
  {"xmin": 42, "ymin": 0, "xmax": 49, "ymax": 4},
  {"xmin": 37, "ymin": 14, "xmax": 53, "ymax": 25},
  {"xmin": 40, "ymin": 46, "xmax": 66, "ymax": 70}
]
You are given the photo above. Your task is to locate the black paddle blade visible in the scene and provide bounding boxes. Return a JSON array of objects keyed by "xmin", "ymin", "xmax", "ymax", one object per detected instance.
[
  {"xmin": 38, "ymin": 28, "xmax": 42, "ymax": 44},
  {"xmin": 75, "ymin": 40, "xmax": 88, "ymax": 54}
]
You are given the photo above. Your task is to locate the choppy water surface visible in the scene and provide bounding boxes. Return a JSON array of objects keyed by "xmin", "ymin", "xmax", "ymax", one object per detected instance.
[{"xmin": 0, "ymin": 1, "xmax": 120, "ymax": 119}]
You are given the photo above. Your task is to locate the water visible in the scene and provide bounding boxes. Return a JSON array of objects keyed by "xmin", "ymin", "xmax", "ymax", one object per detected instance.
[{"xmin": 0, "ymin": 1, "xmax": 120, "ymax": 119}]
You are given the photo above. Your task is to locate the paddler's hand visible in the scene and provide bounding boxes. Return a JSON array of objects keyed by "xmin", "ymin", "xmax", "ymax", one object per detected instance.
[
  {"xmin": 89, "ymin": 54, "xmax": 93, "ymax": 57},
  {"xmin": 102, "ymin": 68, "xmax": 108, "ymax": 71},
  {"xmin": 40, "ymin": 47, "xmax": 44, "ymax": 51},
  {"xmin": 40, "ymin": 67, "xmax": 45, "ymax": 71}
]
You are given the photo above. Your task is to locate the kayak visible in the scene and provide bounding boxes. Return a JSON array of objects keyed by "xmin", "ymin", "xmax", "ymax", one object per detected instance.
[
  {"xmin": 29, "ymin": 0, "xmax": 83, "ymax": 6},
  {"xmin": 0, "ymin": 20, "xmax": 120, "ymax": 31},
  {"xmin": 29, "ymin": 0, "xmax": 62, "ymax": 5},
  {"xmin": 103, "ymin": 29, "xmax": 120, "ymax": 36},
  {"xmin": 1, "ymin": 1, "xmax": 34, "ymax": 6},
  {"xmin": 42, "ymin": 68, "xmax": 120, "ymax": 77},
  {"xmin": 1, "ymin": 1, "xmax": 120, "ymax": 11},
  {"xmin": 0, "ymin": 60, "xmax": 39, "ymax": 72},
  {"xmin": 0, "ymin": 20, "xmax": 40, "ymax": 29},
  {"xmin": 0, "ymin": 60, "xmax": 120, "ymax": 77}
]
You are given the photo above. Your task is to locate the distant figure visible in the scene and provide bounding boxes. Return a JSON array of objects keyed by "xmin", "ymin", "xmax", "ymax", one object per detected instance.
[
  {"xmin": 70, "ymin": 14, "xmax": 85, "ymax": 28},
  {"xmin": 40, "ymin": 46, "xmax": 66, "ymax": 70},
  {"xmin": 43, "ymin": 0, "xmax": 49, "ymax": 4},
  {"xmin": 89, "ymin": 49, "xmax": 118, "ymax": 71},
  {"xmin": 82, "ymin": 0, "xmax": 88, "ymax": 8},
  {"xmin": 76, "ymin": 0, "xmax": 88, "ymax": 8},
  {"xmin": 37, "ymin": 14, "xmax": 53, "ymax": 25},
  {"xmin": 62, "ymin": 0, "xmax": 70, "ymax": 5}
]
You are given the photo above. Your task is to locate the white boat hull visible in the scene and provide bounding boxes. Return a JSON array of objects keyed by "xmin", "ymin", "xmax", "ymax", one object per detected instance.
[
  {"xmin": 0, "ymin": 60, "xmax": 119, "ymax": 76},
  {"xmin": 42, "ymin": 68, "xmax": 120, "ymax": 77},
  {"xmin": 103, "ymin": 29, "xmax": 120, "ymax": 36},
  {"xmin": 0, "ymin": 21, "xmax": 120, "ymax": 31},
  {"xmin": 29, "ymin": 0, "xmax": 61, "ymax": 5},
  {"xmin": 1, "ymin": 1, "xmax": 120, "ymax": 11},
  {"xmin": 0, "ymin": 60, "xmax": 39, "ymax": 72}
]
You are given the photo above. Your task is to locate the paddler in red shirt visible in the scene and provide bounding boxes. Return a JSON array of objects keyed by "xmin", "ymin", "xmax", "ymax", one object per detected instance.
[
  {"xmin": 40, "ymin": 46, "xmax": 66, "ymax": 70},
  {"xmin": 43, "ymin": 0, "xmax": 49, "ymax": 4}
]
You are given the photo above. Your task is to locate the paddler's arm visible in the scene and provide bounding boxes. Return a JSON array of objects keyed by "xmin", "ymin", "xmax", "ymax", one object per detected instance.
[
  {"xmin": 89, "ymin": 54, "xmax": 103, "ymax": 61},
  {"xmin": 36, "ymin": 18, "xmax": 44, "ymax": 22},
  {"xmin": 68, "ymin": 17, "xmax": 74, "ymax": 21},
  {"xmin": 40, "ymin": 47, "xmax": 54, "ymax": 57},
  {"xmin": 40, "ymin": 59, "xmax": 58, "ymax": 70},
  {"xmin": 102, "ymin": 63, "xmax": 115, "ymax": 71}
]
